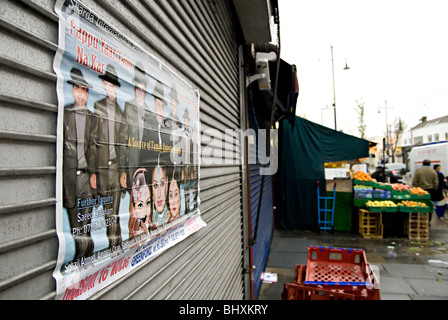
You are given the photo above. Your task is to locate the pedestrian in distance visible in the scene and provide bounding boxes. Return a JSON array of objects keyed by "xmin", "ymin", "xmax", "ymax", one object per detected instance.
[
  {"xmin": 433, "ymin": 164, "xmax": 447, "ymax": 220},
  {"xmin": 412, "ymin": 159, "xmax": 439, "ymax": 224},
  {"xmin": 371, "ymin": 166, "xmax": 386, "ymax": 183}
]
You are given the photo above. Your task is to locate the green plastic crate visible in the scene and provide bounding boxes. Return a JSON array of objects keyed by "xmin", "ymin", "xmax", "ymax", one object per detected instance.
[
  {"xmin": 398, "ymin": 205, "xmax": 431, "ymax": 213},
  {"xmin": 353, "ymin": 179, "xmax": 373, "ymax": 186},
  {"xmin": 367, "ymin": 206, "xmax": 398, "ymax": 213},
  {"xmin": 392, "ymin": 189, "xmax": 411, "ymax": 200},
  {"xmin": 409, "ymin": 193, "xmax": 431, "ymax": 200}
]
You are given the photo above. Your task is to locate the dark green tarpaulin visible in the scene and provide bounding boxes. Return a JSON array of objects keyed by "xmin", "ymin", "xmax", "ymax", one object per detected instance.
[{"xmin": 277, "ymin": 116, "xmax": 370, "ymax": 231}]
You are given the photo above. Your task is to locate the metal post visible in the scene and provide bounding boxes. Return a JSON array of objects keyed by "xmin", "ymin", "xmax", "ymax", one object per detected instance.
[
  {"xmin": 331, "ymin": 45, "xmax": 337, "ymax": 131},
  {"xmin": 385, "ymin": 100, "xmax": 389, "ymax": 161},
  {"xmin": 239, "ymin": 45, "xmax": 252, "ymax": 300}
]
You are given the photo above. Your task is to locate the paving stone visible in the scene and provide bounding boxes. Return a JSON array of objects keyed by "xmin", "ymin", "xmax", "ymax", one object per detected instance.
[
  {"xmin": 270, "ymin": 237, "xmax": 315, "ymax": 253},
  {"xmin": 377, "ymin": 276, "xmax": 416, "ymax": 295},
  {"xmin": 382, "ymin": 263, "xmax": 436, "ymax": 279},
  {"xmin": 267, "ymin": 251, "xmax": 307, "ymax": 268},
  {"xmin": 406, "ymin": 278, "xmax": 448, "ymax": 297},
  {"xmin": 260, "ymin": 228, "xmax": 448, "ymax": 300},
  {"xmin": 410, "ymin": 295, "xmax": 448, "ymax": 300},
  {"xmin": 380, "ymin": 293, "xmax": 412, "ymax": 300}
]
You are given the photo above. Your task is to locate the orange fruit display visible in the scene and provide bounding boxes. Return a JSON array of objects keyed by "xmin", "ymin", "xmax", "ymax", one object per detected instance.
[{"xmin": 353, "ymin": 171, "xmax": 373, "ymax": 181}]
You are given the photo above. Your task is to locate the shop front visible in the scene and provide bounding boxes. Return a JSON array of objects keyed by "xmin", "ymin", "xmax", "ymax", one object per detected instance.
[{"xmin": 0, "ymin": 0, "xmax": 283, "ymax": 300}]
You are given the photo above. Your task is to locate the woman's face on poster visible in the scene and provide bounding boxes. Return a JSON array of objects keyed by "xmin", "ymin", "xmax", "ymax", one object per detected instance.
[
  {"xmin": 133, "ymin": 185, "xmax": 151, "ymax": 222},
  {"xmin": 169, "ymin": 178, "xmax": 181, "ymax": 217},
  {"xmin": 152, "ymin": 166, "xmax": 167, "ymax": 213}
]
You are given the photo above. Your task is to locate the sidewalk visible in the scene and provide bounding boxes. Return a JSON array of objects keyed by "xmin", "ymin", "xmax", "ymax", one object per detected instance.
[{"xmin": 259, "ymin": 213, "xmax": 448, "ymax": 300}]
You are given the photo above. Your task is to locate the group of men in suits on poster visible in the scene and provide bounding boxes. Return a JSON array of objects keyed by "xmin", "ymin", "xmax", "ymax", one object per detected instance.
[{"xmin": 62, "ymin": 63, "xmax": 198, "ymax": 262}]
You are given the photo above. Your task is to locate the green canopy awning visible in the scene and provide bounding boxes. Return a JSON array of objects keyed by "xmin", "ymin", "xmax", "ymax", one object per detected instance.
[{"xmin": 277, "ymin": 116, "xmax": 370, "ymax": 230}]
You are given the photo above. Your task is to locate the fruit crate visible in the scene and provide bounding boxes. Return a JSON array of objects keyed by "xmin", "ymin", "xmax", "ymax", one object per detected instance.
[
  {"xmin": 358, "ymin": 209, "xmax": 383, "ymax": 239},
  {"xmin": 294, "ymin": 264, "xmax": 306, "ymax": 284},
  {"xmin": 282, "ymin": 282, "xmax": 356, "ymax": 300},
  {"xmin": 305, "ymin": 246, "xmax": 372, "ymax": 287},
  {"xmin": 303, "ymin": 246, "xmax": 380, "ymax": 300},
  {"xmin": 372, "ymin": 182, "xmax": 392, "ymax": 190},
  {"xmin": 283, "ymin": 264, "xmax": 380, "ymax": 300},
  {"xmin": 283, "ymin": 264, "xmax": 355, "ymax": 300},
  {"xmin": 354, "ymin": 188, "xmax": 373, "ymax": 199},
  {"xmin": 359, "ymin": 224, "xmax": 383, "ymax": 239},
  {"xmin": 408, "ymin": 212, "xmax": 429, "ymax": 226},
  {"xmin": 367, "ymin": 206, "xmax": 398, "ymax": 213},
  {"xmin": 392, "ymin": 189, "xmax": 411, "ymax": 200},
  {"xmin": 373, "ymin": 189, "xmax": 392, "ymax": 199},
  {"xmin": 408, "ymin": 229, "xmax": 429, "ymax": 241},
  {"xmin": 398, "ymin": 205, "xmax": 431, "ymax": 213},
  {"xmin": 353, "ymin": 179, "xmax": 373, "ymax": 187},
  {"xmin": 409, "ymin": 193, "xmax": 431, "ymax": 200},
  {"xmin": 405, "ymin": 212, "xmax": 429, "ymax": 241}
]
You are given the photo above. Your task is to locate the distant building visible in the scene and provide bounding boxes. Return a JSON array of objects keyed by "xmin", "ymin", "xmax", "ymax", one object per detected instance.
[
  {"xmin": 368, "ymin": 115, "xmax": 448, "ymax": 168},
  {"xmin": 401, "ymin": 115, "xmax": 448, "ymax": 146},
  {"xmin": 399, "ymin": 115, "xmax": 448, "ymax": 166}
]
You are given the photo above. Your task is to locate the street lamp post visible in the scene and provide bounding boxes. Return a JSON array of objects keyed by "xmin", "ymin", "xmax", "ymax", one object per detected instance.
[
  {"xmin": 331, "ymin": 45, "xmax": 350, "ymax": 131},
  {"xmin": 331, "ymin": 45, "xmax": 337, "ymax": 131},
  {"xmin": 378, "ymin": 100, "xmax": 392, "ymax": 164}
]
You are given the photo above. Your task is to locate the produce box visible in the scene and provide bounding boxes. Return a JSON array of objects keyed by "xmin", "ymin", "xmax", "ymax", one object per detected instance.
[
  {"xmin": 392, "ymin": 189, "xmax": 411, "ymax": 200},
  {"xmin": 372, "ymin": 182, "xmax": 392, "ymax": 190},
  {"xmin": 354, "ymin": 188, "xmax": 373, "ymax": 199},
  {"xmin": 282, "ymin": 282, "xmax": 356, "ymax": 300},
  {"xmin": 410, "ymin": 187, "xmax": 430, "ymax": 200},
  {"xmin": 305, "ymin": 246, "xmax": 372, "ymax": 286},
  {"xmin": 368, "ymin": 206, "xmax": 398, "ymax": 212},
  {"xmin": 405, "ymin": 212, "xmax": 429, "ymax": 241},
  {"xmin": 397, "ymin": 201, "xmax": 431, "ymax": 213},
  {"xmin": 366, "ymin": 200, "xmax": 398, "ymax": 212},
  {"xmin": 353, "ymin": 179, "xmax": 373, "ymax": 187},
  {"xmin": 284, "ymin": 265, "xmax": 355, "ymax": 300},
  {"xmin": 409, "ymin": 193, "xmax": 431, "ymax": 200},
  {"xmin": 399, "ymin": 206, "xmax": 430, "ymax": 213},
  {"xmin": 303, "ymin": 246, "xmax": 380, "ymax": 300},
  {"xmin": 358, "ymin": 209, "xmax": 383, "ymax": 239},
  {"xmin": 282, "ymin": 262, "xmax": 379, "ymax": 300},
  {"xmin": 373, "ymin": 189, "xmax": 392, "ymax": 199}
]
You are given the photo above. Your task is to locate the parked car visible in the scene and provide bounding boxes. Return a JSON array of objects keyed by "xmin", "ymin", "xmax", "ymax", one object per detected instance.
[{"xmin": 385, "ymin": 163, "xmax": 407, "ymax": 183}]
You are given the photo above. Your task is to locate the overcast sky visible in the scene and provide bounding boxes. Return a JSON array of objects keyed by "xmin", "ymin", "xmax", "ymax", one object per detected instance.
[{"xmin": 278, "ymin": 0, "xmax": 448, "ymax": 139}]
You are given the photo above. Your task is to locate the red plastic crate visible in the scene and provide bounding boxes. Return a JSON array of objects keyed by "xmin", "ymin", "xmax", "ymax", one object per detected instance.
[
  {"xmin": 304, "ymin": 246, "xmax": 373, "ymax": 288},
  {"xmin": 284, "ymin": 264, "xmax": 380, "ymax": 300},
  {"xmin": 282, "ymin": 282, "xmax": 355, "ymax": 300}
]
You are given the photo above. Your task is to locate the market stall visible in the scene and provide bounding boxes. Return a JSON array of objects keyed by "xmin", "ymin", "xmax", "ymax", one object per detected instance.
[
  {"xmin": 353, "ymin": 171, "xmax": 433, "ymax": 240},
  {"xmin": 277, "ymin": 116, "xmax": 371, "ymax": 231}
]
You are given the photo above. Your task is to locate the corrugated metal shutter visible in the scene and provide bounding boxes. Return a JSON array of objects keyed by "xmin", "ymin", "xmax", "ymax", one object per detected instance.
[
  {"xmin": 0, "ymin": 0, "xmax": 246, "ymax": 300},
  {"xmin": 247, "ymin": 88, "xmax": 275, "ymax": 299}
]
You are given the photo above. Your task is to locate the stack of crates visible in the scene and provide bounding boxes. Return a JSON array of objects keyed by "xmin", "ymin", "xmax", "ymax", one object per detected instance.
[
  {"xmin": 358, "ymin": 209, "xmax": 383, "ymax": 239},
  {"xmin": 405, "ymin": 212, "xmax": 429, "ymax": 241},
  {"xmin": 282, "ymin": 247, "xmax": 380, "ymax": 300},
  {"xmin": 282, "ymin": 265, "xmax": 355, "ymax": 300}
]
